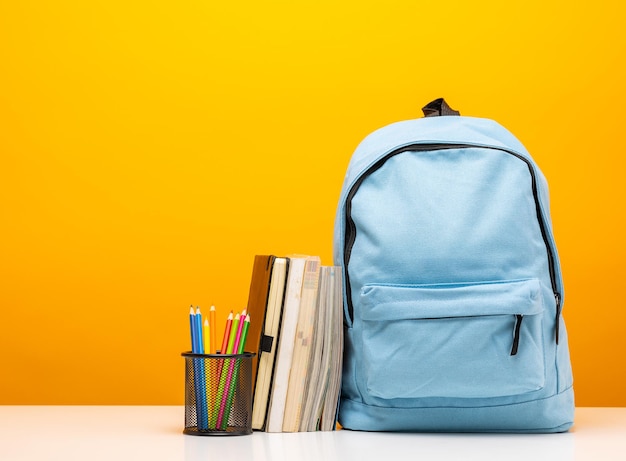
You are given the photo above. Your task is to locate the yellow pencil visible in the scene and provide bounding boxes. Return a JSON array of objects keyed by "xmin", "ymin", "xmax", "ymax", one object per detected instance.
[
  {"xmin": 226, "ymin": 313, "xmax": 240, "ymax": 354},
  {"xmin": 203, "ymin": 318, "xmax": 210, "ymax": 355}
]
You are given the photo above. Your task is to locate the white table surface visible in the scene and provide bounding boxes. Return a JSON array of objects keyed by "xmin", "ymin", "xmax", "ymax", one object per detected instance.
[{"xmin": 0, "ymin": 406, "xmax": 624, "ymax": 461}]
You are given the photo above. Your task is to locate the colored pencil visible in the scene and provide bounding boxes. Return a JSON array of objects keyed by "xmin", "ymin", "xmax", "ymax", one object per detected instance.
[
  {"xmin": 219, "ymin": 315, "xmax": 251, "ymax": 429},
  {"xmin": 220, "ymin": 312, "xmax": 233, "ymax": 354},
  {"xmin": 209, "ymin": 305, "xmax": 216, "ymax": 354},
  {"xmin": 226, "ymin": 313, "xmax": 241, "ymax": 354},
  {"xmin": 237, "ymin": 314, "xmax": 250, "ymax": 354},
  {"xmin": 210, "ymin": 311, "xmax": 233, "ymax": 428},
  {"xmin": 203, "ymin": 318, "xmax": 210, "ymax": 356},
  {"xmin": 188, "ymin": 306, "xmax": 208, "ymax": 430},
  {"xmin": 213, "ymin": 313, "xmax": 242, "ymax": 427},
  {"xmin": 189, "ymin": 306, "xmax": 197, "ymax": 351},
  {"xmin": 195, "ymin": 306, "xmax": 204, "ymax": 354}
]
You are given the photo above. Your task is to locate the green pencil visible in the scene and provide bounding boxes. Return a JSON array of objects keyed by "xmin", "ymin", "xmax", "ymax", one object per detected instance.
[{"xmin": 220, "ymin": 315, "xmax": 251, "ymax": 429}]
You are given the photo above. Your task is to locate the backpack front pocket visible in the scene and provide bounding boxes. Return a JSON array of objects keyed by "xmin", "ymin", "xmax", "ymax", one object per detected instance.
[{"xmin": 359, "ymin": 279, "xmax": 545, "ymax": 400}]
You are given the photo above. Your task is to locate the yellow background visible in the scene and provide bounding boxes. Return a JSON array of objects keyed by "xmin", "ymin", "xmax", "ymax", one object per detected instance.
[{"xmin": 1, "ymin": 1, "xmax": 624, "ymax": 406}]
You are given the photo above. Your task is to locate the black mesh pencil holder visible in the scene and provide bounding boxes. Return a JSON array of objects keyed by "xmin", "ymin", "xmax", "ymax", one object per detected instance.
[{"xmin": 181, "ymin": 352, "xmax": 255, "ymax": 436}]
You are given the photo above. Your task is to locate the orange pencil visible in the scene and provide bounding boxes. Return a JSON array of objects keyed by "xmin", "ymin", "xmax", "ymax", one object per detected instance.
[
  {"xmin": 209, "ymin": 305, "xmax": 217, "ymax": 354},
  {"xmin": 211, "ymin": 310, "xmax": 233, "ymax": 428}
]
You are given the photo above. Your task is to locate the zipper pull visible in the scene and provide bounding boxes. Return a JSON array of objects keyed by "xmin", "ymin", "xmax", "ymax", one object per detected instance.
[
  {"xmin": 511, "ymin": 314, "xmax": 524, "ymax": 356},
  {"xmin": 555, "ymin": 292, "xmax": 561, "ymax": 345}
]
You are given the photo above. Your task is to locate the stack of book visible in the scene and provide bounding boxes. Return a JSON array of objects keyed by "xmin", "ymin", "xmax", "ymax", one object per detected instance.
[{"xmin": 243, "ymin": 254, "xmax": 343, "ymax": 432}]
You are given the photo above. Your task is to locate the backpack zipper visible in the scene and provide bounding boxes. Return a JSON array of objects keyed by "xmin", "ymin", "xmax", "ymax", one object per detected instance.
[
  {"xmin": 343, "ymin": 143, "xmax": 562, "ymax": 343},
  {"xmin": 511, "ymin": 314, "xmax": 524, "ymax": 356}
]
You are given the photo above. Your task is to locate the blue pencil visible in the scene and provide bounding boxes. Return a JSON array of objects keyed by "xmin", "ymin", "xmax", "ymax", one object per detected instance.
[
  {"xmin": 189, "ymin": 306, "xmax": 208, "ymax": 430},
  {"xmin": 196, "ymin": 307, "xmax": 210, "ymax": 429},
  {"xmin": 190, "ymin": 306, "xmax": 198, "ymax": 351},
  {"xmin": 195, "ymin": 307, "xmax": 204, "ymax": 353}
]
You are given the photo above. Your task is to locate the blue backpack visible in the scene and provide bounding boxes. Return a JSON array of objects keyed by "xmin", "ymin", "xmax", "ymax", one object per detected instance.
[{"xmin": 333, "ymin": 99, "xmax": 574, "ymax": 432}]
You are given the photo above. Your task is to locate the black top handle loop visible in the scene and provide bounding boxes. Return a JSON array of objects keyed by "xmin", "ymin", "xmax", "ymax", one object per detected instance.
[{"xmin": 422, "ymin": 98, "xmax": 460, "ymax": 117}]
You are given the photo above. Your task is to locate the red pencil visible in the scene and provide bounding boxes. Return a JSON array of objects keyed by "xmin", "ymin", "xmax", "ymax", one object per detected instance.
[{"xmin": 219, "ymin": 311, "xmax": 233, "ymax": 354}]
